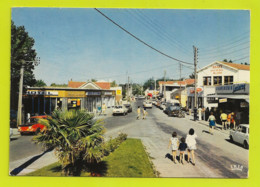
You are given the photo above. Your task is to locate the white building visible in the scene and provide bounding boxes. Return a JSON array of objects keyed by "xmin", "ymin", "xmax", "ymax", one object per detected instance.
[{"xmin": 188, "ymin": 61, "xmax": 250, "ymax": 109}]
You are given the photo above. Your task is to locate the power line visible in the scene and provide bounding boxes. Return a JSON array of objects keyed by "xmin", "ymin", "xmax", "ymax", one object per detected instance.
[
  {"xmin": 124, "ymin": 9, "xmax": 192, "ymax": 57},
  {"xmin": 199, "ymin": 31, "xmax": 250, "ymax": 51},
  {"xmin": 199, "ymin": 46, "xmax": 249, "ymax": 60},
  {"xmin": 200, "ymin": 40, "xmax": 250, "ymax": 56},
  {"xmin": 233, "ymin": 56, "xmax": 250, "ymax": 62},
  {"xmin": 94, "ymin": 8, "xmax": 192, "ymax": 65},
  {"xmin": 133, "ymin": 9, "xmax": 193, "ymax": 56}
]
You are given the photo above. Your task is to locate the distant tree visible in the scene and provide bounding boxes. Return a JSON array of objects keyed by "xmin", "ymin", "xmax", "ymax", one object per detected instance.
[
  {"xmin": 143, "ymin": 78, "xmax": 155, "ymax": 91},
  {"xmin": 91, "ymin": 79, "xmax": 97, "ymax": 82},
  {"xmin": 229, "ymin": 60, "xmax": 233, "ymax": 63},
  {"xmin": 11, "ymin": 21, "xmax": 37, "ymax": 110},
  {"xmin": 110, "ymin": 80, "xmax": 117, "ymax": 87},
  {"xmin": 132, "ymin": 83, "xmax": 143, "ymax": 96},
  {"xmin": 189, "ymin": 73, "xmax": 195, "ymax": 79},
  {"xmin": 223, "ymin": 59, "xmax": 228, "ymax": 62},
  {"xmin": 34, "ymin": 79, "xmax": 47, "ymax": 87},
  {"xmin": 50, "ymin": 83, "xmax": 68, "ymax": 87}
]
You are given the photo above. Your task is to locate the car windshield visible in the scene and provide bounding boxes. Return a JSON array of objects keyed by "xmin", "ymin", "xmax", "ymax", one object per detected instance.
[
  {"xmin": 115, "ymin": 106, "xmax": 122, "ymax": 109},
  {"xmin": 170, "ymin": 106, "xmax": 180, "ymax": 110},
  {"xmin": 124, "ymin": 104, "xmax": 130, "ymax": 107}
]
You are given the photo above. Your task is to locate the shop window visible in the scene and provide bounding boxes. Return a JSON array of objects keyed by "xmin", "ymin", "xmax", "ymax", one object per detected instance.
[
  {"xmin": 203, "ymin": 76, "xmax": 211, "ymax": 86},
  {"xmin": 224, "ymin": 76, "xmax": 233, "ymax": 85},
  {"xmin": 213, "ymin": 76, "xmax": 222, "ymax": 85}
]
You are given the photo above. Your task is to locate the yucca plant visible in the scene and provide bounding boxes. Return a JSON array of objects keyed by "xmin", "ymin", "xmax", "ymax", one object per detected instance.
[{"xmin": 33, "ymin": 109, "xmax": 105, "ymax": 176}]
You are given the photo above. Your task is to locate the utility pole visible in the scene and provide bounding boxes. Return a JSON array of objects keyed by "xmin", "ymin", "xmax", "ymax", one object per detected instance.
[
  {"xmin": 17, "ymin": 65, "xmax": 24, "ymax": 127},
  {"xmin": 17, "ymin": 57, "xmax": 40, "ymax": 126},
  {"xmin": 193, "ymin": 46, "xmax": 198, "ymax": 121},
  {"xmin": 164, "ymin": 70, "xmax": 166, "ymax": 101},
  {"xmin": 127, "ymin": 76, "xmax": 130, "ymax": 101},
  {"xmin": 179, "ymin": 63, "xmax": 182, "ymax": 104}
]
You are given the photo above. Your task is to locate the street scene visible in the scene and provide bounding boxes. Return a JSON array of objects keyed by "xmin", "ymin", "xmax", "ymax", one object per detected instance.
[{"xmin": 10, "ymin": 9, "xmax": 249, "ymax": 178}]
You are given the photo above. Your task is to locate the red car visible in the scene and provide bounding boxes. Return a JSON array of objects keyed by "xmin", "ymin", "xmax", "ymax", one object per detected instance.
[{"xmin": 18, "ymin": 115, "xmax": 48, "ymax": 135}]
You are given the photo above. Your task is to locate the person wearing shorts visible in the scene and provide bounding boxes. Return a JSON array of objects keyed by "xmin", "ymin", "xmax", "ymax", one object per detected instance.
[
  {"xmin": 186, "ymin": 128, "xmax": 197, "ymax": 166},
  {"xmin": 220, "ymin": 112, "xmax": 227, "ymax": 130},
  {"xmin": 168, "ymin": 132, "xmax": 179, "ymax": 164},
  {"xmin": 208, "ymin": 112, "xmax": 216, "ymax": 135},
  {"xmin": 178, "ymin": 137, "xmax": 188, "ymax": 164}
]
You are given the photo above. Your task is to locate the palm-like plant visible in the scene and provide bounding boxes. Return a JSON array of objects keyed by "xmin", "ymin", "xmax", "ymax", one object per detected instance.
[{"xmin": 33, "ymin": 109, "xmax": 105, "ymax": 176}]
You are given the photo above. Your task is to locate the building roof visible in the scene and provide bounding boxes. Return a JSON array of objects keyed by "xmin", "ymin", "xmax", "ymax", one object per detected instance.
[
  {"xmin": 158, "ymin": 79, "xmax": 195, "ymax": 86},
  {"xmin": 68, "ymin": 81, "xmax": 86, "ymax": 88},
  {"xmin": 220, "ymin": 62, "xmax": 250, "ymax": 70},
  {"xmin": 198, "ymin": 61, "xmax": 250, "ymax": 72},
  {"xmin": 68, "ymin": 81, "xmax": 111, "ymax": 89},
  {"xmin": 95, "ymin": 82, "xmax": 111, "ymax": 89}
]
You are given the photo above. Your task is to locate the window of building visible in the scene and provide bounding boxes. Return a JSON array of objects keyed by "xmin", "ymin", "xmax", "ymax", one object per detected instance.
[
  {"xmin": 203, "ymin": 76, "xmax": 212, "ymax": 86},
  {"xmin": 224, "ymin": 76, "xmax": 233, "ymax": 85},
  {"xmin": 213, "ymin": 76, "xmax": 222, "ymax": 85}
]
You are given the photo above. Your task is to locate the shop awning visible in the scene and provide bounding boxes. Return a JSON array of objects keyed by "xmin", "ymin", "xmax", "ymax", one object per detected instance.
[{"xmin": 207, "ymin": 94, "xmax": 249, "ymax": 101}]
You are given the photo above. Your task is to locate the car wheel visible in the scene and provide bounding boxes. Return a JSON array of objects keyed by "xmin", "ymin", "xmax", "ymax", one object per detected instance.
[
  {"xmin": 35, "ymin": 128, "xmax": 41, "ymax": 135},
  {"xmin": 230, "ymin": 136, "xmax": 233, "ymax": 142},
  {"xmin": 244, "ymin": 141, "xmax": 249, "ymax": 149}
]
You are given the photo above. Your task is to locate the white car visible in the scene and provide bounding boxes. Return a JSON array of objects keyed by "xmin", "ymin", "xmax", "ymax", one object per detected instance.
[
  {"xmin": 113, "ymin": 105, "xmax": 128, "ymax": 116},
  {"xmin": 143, "ymin": 101, "xmax": 152, "ymax": 108},
  {"xmin": 230, "ymin": 124, "xmax": 249, "ymax": 149}
]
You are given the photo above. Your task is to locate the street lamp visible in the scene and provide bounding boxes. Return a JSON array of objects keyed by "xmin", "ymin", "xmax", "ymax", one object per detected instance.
[{"xmin": 17, "ymin": 56, "xmax": 40, "ymax": 127}]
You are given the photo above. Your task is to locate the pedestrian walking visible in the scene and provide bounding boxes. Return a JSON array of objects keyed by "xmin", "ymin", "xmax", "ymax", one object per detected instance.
[
  {"xmin": 168, "ymin": 132, "xmax": 179, "ymax": 164},
  {"xmin": 227, "ymin": 112, "xmax": 232, "ymax": 129},
  {"xmin": 220, "ymin": 112, "xmax": 227, "ymax": 130},
  {"xmin": 186, "ymin": 128, "xmax": 197, "ymax": 166},
  {"xmin": 231, "ymin": 112, "xmax": 236, "ymax": 129},
  {"xmin": 137, "ymin": 106, "xmax": 141, "ymax": 120},
  {"xmin": 198, "ymin": 107, "xmax": 202, "ymax": 121},
  {"xmin": 205, "ymin": 107, "xmax": 210, "ymax": 121},
  {"xmin": 142, "ymin": 107, "xmax": 147, "ymax": 119},
  {"xmin": 201, "ymin": 107, "xmax": 206, "ymax": 120},
  {"xmin": 102, "ymin": 103, "xmax": 107, "ymax": 115},
  {"xmin": 208, "ymin": 112, "xmax": 216, "ymax": 135},
  {"xmin": 178, "ymin": 137, "xmax": 188, "ymax": 165}
]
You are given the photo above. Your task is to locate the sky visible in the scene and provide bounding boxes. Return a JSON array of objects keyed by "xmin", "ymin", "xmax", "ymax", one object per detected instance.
[{"xmin": 12, "ymin": 8, "xmax": 250, "ymax": 85}]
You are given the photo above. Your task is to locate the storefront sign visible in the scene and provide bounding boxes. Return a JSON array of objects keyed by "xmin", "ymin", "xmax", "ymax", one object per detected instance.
[
  {"xmin": 86, "ymin": 91, "xmax": 101, "ymax": 96},
  {"xmin": 187, "ymin": 87, "xmax": 204, "ymax": 97},
  {"xmin": 104, "ymin": 92, "xmax": 112, "ymax": 95},
  {"xmin": 210, "ymin": 65, "xmax": 223, "ymax": 75},
  {"xmin": 219, "ymin": 98, "xmax": 227, "ymax": 103},
  {"xmin": 66, "ymin": 91, "xmax": 85, "ymax": 97},
  {"xmin": 116, "ymin": 90, "xmax": 122, "ymax": 95},
  {"xmin": 207, "ymin": 97, "xmax": 218, "ymax": 103},
  {"xmin": 216, "ymin": 84, "xmax": 249, "ymax": 94},
  {"xmin": 26, "ymin": 91, "xmax": 58, "ymax": 96}
]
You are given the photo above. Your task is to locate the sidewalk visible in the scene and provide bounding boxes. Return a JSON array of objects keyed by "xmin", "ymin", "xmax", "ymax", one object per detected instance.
[{"xmin": 184, "ymin": 114, "xmax": 232, "ymax": 135}]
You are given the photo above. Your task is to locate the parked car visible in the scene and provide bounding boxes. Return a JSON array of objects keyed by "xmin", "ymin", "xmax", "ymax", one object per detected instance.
[
  {"xmin": 124, "ymin": 104, "xmax": 132, "ymax": 113},
  {"xmin": 165, "ymin": 105, "xmax": 185, "ymax": 118},
  {"xmin": 113, "ymin": 105, "xmax": 128, "ymax": 116},
  {"xmin": 229, "ymin": 124, "xmax": 249, "ymax": 149},
  {"xmin": 143, "ymin": 101, "xmax": 152, "ymax": 108},
  {"xmin": 18, "ymin": 115, "xmax": 48, "ymax": 135}
]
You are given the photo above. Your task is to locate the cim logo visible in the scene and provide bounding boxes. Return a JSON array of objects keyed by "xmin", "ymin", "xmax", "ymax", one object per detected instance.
[{"xmin": 190, "ymin": 87, "xmax": 203, "ymax": 93}]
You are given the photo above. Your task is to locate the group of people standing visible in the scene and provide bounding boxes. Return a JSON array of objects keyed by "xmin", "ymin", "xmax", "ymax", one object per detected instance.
[
  {"xmin": 136, "ymin": 106, "xmax": 148, "ymax": 120},
  {"xmin": 207, "ymin": 111, "xmax": 238, "ymax": 135},
  {"xmin": 168, "ymin": 128, "xmax": 197, "ymax": 165}
]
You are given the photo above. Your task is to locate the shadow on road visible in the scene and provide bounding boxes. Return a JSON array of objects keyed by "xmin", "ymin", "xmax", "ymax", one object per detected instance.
[{"xmin": 10, "ymin": 148, "xmax": 53, "ymax": 176}]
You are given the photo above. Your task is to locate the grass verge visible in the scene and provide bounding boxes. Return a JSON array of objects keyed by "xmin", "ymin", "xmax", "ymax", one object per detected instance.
[{"xmin": 26, "ymin": 138, "xmax": 156, "ymax": 177}]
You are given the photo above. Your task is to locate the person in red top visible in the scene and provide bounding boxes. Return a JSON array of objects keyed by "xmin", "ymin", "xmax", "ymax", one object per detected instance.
[
  {"xmin": 227, "ymin": 113, "xmax": 232, "ymax": 129},
  {"xmin": 231, "ymin": 112, "xmax": 236, "ymax": 129}
]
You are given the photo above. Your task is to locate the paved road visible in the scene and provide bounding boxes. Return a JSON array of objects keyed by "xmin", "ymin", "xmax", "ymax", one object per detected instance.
[{"xmin": 103, "ymin": 99, "xmax": 248, "ymax": 178}]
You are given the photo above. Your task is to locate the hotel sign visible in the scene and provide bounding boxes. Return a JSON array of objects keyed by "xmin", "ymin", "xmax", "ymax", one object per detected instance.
[
  {"xmin": 216, "ymin": 84, "xmax": 249, "ymax": 94},
  {"xmin": 210, "ymin": 65, "xmax": 223, "ymax": 75}
]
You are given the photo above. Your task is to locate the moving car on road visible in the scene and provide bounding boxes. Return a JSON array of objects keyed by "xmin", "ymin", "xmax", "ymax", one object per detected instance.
[
  {"xmin": 229, "ymin": 124, "xmax": 249, "ymax": 149},
  {"xmin": 143, "ymin": 101, "xmax": 153, "ymax": 108},
  {"xmin": 113, "ymin": 105, "xmax": 128, "ymax": 116},
  {"xmin": 18, "ymin": 115, "xmax": 48, "ymax": 135},
  {"xmin": 124, "ymin": 104, "xmax": 132, "ymax": 113}
]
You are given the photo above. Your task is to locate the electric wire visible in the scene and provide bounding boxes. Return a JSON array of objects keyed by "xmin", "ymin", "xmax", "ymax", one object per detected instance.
[{"xmin": 94, "ymin": 8, "xmax": 192, "ymax": 65}]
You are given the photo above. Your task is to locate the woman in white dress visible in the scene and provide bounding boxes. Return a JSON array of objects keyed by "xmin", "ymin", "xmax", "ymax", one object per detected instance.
[
  {"xmin": 186, "ymin": 128, "xmax": 197, "ymax": 166},
  {"xmin": 168, "ymin": 132, "xmax": 179, "ymax": 164}
]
